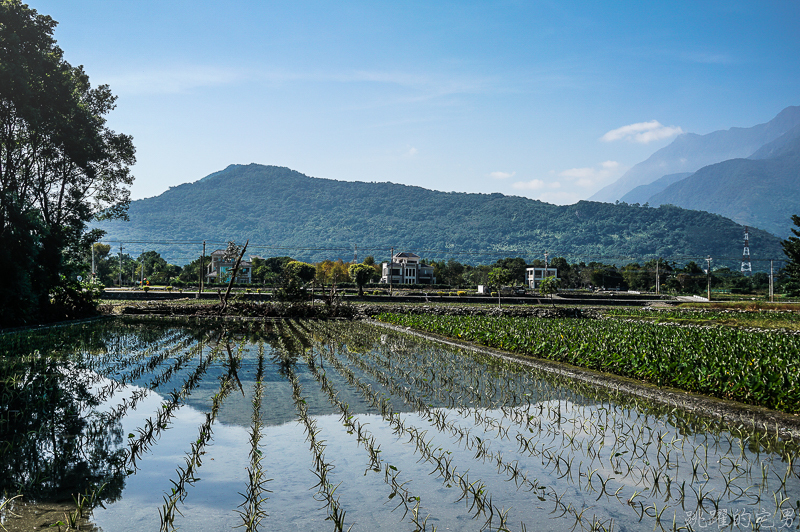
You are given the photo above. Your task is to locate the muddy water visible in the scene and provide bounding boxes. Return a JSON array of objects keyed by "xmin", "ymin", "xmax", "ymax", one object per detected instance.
[{"xmin": 1, "ymin": 318, "xmax": 798, "ymax": 531}]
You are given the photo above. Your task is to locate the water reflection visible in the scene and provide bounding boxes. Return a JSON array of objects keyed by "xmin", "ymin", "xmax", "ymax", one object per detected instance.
[{"xmin": 1, "ymin": 318, "xmax": 798, "ymax": 532}]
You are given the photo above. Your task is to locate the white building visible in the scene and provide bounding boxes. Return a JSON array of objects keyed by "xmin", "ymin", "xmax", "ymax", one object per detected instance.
[
  {"xmin": 206, "ymin": 249, "xmax": 253, "ymax": 284},
  {"xmin": 525, "ymin": 267, "xmax": 558, "ymax": 290},
  {"xmin": 381, "ymin": 252, "xmax": 436, "ymax": 285}
]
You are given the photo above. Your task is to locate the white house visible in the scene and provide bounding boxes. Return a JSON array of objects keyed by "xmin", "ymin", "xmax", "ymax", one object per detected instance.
[
  {"xmin": 525, "ymin": 267, "xmax": 558, "ymax": 290},
  {"xmin": 206, "ymin": 249, "xmax": 253, "ymax": 284},
  {"xmin": 381, "ymin": 252, "xmax": 436, "ymax": 285}
]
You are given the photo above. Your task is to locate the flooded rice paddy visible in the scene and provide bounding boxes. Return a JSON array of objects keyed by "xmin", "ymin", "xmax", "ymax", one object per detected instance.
[{"xmin": 1, "ymin": 318, "xmax": 799, "ymax": 531}]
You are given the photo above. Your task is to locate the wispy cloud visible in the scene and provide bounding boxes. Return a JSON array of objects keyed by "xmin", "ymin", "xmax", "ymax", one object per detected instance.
[
  {"xmin": 512, "ymin": 179, "xmax": 560, "ymax": 191},
  {"xmin": 600, "ymin": 120, "xmax": 683, "ymax": 144},
  {"xmin": 551, "ymin": 160, "xmax": 623, "ymax": 190},
  {"xmin": 489, "ymin": 171, "xmax": 515, "ymax": 179},
  {"xmin": 105, "ymin": 65, "xmax": 243, "ymax": 95},
  {"xmin": 404, "ymin": 146, "xmax": 418, "ymax": 157}
]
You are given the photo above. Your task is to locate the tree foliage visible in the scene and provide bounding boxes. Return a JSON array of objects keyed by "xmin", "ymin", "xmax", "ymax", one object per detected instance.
[
  {"xmin": 0, "ymin": 2, "xmax": 134, "ymax": 325},
  {"xmin": 782, "ymin": 214, "xmax": 800, "ymax": 296},
  {"xmin": 348, "ymin": 263, "xmax": 374, "ymax": 296}
]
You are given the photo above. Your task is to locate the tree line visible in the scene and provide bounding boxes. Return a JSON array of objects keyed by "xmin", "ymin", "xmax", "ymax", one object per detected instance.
[{"xmin": 88, "ymin": 243, "xmax": 797, "ymax": 298}]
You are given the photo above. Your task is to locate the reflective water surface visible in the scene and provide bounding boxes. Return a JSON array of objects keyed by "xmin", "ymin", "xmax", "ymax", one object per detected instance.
[{"xmin": 1, "ymin": 318, "xmax": 798, "ymax": 531}]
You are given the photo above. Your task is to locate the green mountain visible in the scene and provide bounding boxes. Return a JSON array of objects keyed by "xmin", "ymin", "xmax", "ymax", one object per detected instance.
[
  {"xmin": 96, "ymin": 164, "xmax": 784, "ymax": 266},
  {"xmin": 648, "ymin": 133, "xmax": 800, "ymax": 239},
  {"xmin": 590, "ymin": 106, "xmax": 800, "ymax": 202}
]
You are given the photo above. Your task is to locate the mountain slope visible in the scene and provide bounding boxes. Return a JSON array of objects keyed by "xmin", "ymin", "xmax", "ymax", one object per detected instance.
[
  {"xmin": 620, "ymin": 172, "xmax": 692, "ymax": 204},
  {"xmin": 590, "ymin": 106, "xmax": 800, "ymax": 202},
  {"xmin": 96, "ymin": 164, "xmax": 783, "ymax": 266},
  {"xmin": 648, "ymin": 134, "xmax": 800, "ymax": 238}
]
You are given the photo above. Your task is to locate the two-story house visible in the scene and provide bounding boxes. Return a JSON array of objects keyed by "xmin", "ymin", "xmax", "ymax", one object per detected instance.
[
  {"xmin": 206, "ymin": 249, "xmax": 253, "ymax": 284},
  {"xmin": 381, "ymin": 252, "xmax": 436, "ymax": 285},
  {"xmin": 525, "ymin": 266, "xmax": 558, "ymax": 290}
]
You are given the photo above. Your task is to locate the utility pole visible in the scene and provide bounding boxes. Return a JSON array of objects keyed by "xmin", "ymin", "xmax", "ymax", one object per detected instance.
[
  {"xmin": 140, "ymin": 248, "xmax": 145, "ymax": 287},
  {"xmin": 118, "ymin": 244, "xmax": 123, "ymax": 287},
  {"xmin": 655, "ymin": 260, "xmax": 660, "ymax": 295},
  {"xmin": 705, "ymin": 256, "xmax": 712, "ymax": 301},
  {"xmin": 354, "ymin": 244, "xmax": 358, "ymax": 264},
  {"xmin": 200, "ymin": 241, "xmax": 206, "ymax": 297},
  {"xmin": 91, "ymin": 242, "xmax": 95, "ymax": 281},
  {"xmin": 544, "ymin": 251, "xmax": 549, "ymax": 269},
  {"xmin": 389, "ymin": 247, "xmax": 393, "ymax": 297},
  {"xmin": 770, "ymin": 260, "xmax": 774, "ymax": 303}
]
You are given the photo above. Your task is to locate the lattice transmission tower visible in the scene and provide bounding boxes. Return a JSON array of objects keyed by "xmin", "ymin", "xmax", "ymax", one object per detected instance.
[{"xmin": 741, "ymin": 226, "xmax": 752, "ymax": 274}]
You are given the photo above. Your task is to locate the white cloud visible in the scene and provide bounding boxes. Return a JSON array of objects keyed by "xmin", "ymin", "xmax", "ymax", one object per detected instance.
[
  {"xmin": 600, "ymin": 120, "xmax": 684, "ymax": 144},
  {"xmin": 404, "ymin": 147, "xmax": 418, "ymax": 157},
  {"xmin": 489, "ymin": 171, "xmax": 515, "ymax": 179},
  {"xmin": 553, "ymin": 160, "xmax": 623, "ymax": 190}
]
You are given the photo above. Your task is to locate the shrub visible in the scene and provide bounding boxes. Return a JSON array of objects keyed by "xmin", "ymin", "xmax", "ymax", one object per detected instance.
[{"xmin": 457, "ymin": 291, "xmax": 466, "ymax": 296}]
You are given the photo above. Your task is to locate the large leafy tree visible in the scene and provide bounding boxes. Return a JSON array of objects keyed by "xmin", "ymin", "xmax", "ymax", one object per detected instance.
[
  {"xmin": 348, "ymin": 263, "xmax": 374, "ymax": 296},
  {"xmin": 782, "ymin": 215, "xmax": 800, "ymax": 296},
  {"xmin": 0, "ymin": 1, "xmax": 134, "ymax": 325}
]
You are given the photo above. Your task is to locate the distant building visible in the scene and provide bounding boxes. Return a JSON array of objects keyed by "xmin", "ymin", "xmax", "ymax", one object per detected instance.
[
  {"xmin": 381, "ymin": 252, "xmax": 436, "ymax": 285},
  {"xmin": 206, "ymin": 249, "xmax": 253, "ymax": 284},
  {"xmin": 525, "ymin": 267, "xmax": 558, "ymax": 290}
]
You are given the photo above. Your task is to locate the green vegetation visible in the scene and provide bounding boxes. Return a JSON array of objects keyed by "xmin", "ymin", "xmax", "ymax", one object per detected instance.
[
  {"xmin": 0, "ymin": 2, "xmax": 134, "ymax": 326},
  {"xmin": 376, "ymin": 313, "xmax": 800, "ymax": 413},
  {"xmin": 348, "ymin": 263, "xmax": 374, "ymax": 296},
  {"xmin": 783, "ymin": 214, "xmax": 800, "ymax": 296},
  {"xmin": 95, "ymin": 164, "xmax": 785, "ymax": 265},
  {"xmin": 606, "ymin": 307, "xmax": 800, "ymax": 330}
]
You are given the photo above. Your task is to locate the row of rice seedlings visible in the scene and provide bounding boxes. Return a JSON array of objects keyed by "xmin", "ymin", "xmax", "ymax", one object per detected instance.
[
  {"xmin": 96, "ymin": 337, "xmax": 209, "ymax": 425},
  {"xmin": 285, "ymin": 361, "xmax": 350, "ymax": 531},
  {"xmin": 79, "ymin": 326, "xmax": 193, "ymax": 387},
  {"xmin": 308, "ymin": 332, "xmax": 516, "ymax": 532},
  {"xmin": 159, "ymin": 333, "xmax": 248, "ymax": 531},
  {"xmin": 234, "ymin": 339, "xmax": 272, "ymax": 532},
  {"xmin": 320, "ymin": 331, "xmax": 619, "ymax": 531},
  {"xmin": 298, "ymin": 342, "xmax": 436, "ymax": 529},
  {"xmin": 82, "ymin": 329, "xmax": 198, "ymax": 408},
  {"xmin": 123, "ymin": 338, "xmax": 222, "ymax": 472}
]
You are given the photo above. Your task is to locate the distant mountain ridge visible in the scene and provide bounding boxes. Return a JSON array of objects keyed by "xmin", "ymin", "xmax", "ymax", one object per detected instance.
[
  {"xmin": 620, "ymin": 173, "xmax": 692, "ymax": 205},
  {"xmin": 590, "ymin": 106, "xmax": 800, "ymax": 202},
  {"xmin": 647, "ymin": 132, "xmax": 800, "ymax": 238},
  {"xmin": 95, "ymin": 164, "xmax": 784, "ymax": 266}
]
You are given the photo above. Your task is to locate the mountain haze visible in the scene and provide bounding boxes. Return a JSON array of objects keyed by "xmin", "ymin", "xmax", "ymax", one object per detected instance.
[
  {"xmin": 620, "ymin": 173, "xmax": 692, "ymax": 205},
  {"xmin": 96, "ymin": 165, "xmax": 783, "ymax": 266},
  {"xmin": 590, "ymin": 106, "xmax": 800, "ymax": 202},
  {"xmin": 647, "ymin": 133, "xmax": 800, "ymax": 239}
]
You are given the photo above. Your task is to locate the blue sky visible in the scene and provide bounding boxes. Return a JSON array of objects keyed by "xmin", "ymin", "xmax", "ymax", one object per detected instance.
[{"xmin": 34, "ymin": 0, "xmax": 800, "ymax": 203}]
